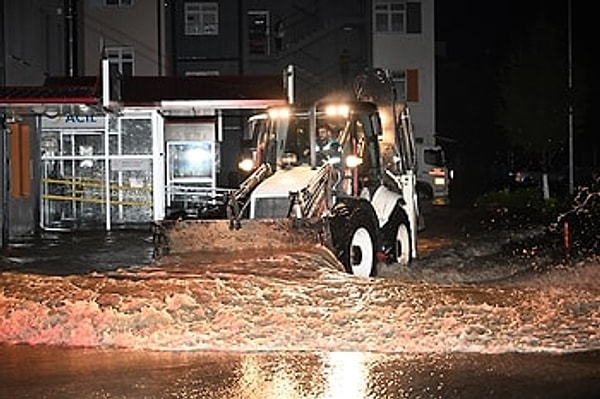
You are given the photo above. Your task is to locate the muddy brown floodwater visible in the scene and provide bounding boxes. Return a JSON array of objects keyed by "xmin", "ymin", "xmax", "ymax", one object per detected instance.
[
  {"xmin": 0, "ymin": 205, "xmax": 599, "ymax": 398},
  {"xmin": 1, "ymin": 205, "xmax": 598, "ymax": 353}
]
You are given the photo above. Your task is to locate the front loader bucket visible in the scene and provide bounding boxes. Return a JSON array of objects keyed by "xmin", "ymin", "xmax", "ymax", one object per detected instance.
[{"xmin": 152, "ymin": 218, "xmax": 328, "ymax": 258}]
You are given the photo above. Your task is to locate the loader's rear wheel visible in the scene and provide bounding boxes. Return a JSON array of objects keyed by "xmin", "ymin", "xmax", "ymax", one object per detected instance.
[
  {"xmin": 392, "ymin": 219, "xmax": 411, "ymax": 265},
  {"xmin": 330, "ymin": 199, "xmax": 378, "ymax": 277},
  {"xmin": 381, "ymin": 204, "xmax": 412, "ymax": 266}
]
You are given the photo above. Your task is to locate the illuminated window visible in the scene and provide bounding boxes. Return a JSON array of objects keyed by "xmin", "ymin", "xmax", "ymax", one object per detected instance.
[
  {"xmin": 374, "ymin": 1, "xmax": 421, "ymax": 34},
  {"xmin": 185, "ymin": 2, "xmax": 219, "ymax": 36},
  {"xmin": 185, "ymin": 70, "xmax": 220, "ymax": 77}
]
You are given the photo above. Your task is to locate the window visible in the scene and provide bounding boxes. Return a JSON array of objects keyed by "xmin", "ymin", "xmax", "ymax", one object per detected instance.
[
  {"xmin": 104, "ymin": 0, "xmax": 133, "ymax": 6},
  {"xmin": 248, "ymin": 11, "xmax": 269, "ymax": 55},
  {"xmin": 406, "ymin": 69, "xmax": 419, "ymax": 102},
  {"xmin": 374, "ymin": 1, "xmax": 421, "ymax": 34},
  {"xmin": 391, "ymin": 70, "xmax": 406, "ymax": 100},
  {"xmin": 106, "ymin": 47, "xmax": 134, "ymax": 76},
  {"xmin": 391, "ymin": 69, "xmax": 419, "ymax": 102},
  {"xmin": 406, "ymin": 2, "xmax": 422, "ymax": 33},
  {"xmin": 185, "ymin": 2, "xmax": 219, "ymax": 36}
]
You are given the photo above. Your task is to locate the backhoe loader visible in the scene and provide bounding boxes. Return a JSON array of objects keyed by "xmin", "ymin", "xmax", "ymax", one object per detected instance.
[{"xmin": 153, "ymin": 68, "xmax": 420, "ymax": 277}]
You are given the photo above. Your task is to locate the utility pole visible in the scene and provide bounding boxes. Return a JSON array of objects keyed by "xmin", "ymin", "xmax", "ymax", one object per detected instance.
[
  {"xmin": 567, "ymin": 0, "xmax": 574, "ymax": 195},
  {"xmin": 64, "ymin": 0, "xmax": 78, "ymax": 77}
]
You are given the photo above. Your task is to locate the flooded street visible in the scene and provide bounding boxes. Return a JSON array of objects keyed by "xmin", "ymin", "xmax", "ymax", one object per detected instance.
[
  {"xmin": 0, "ymin": 228, "xmax": 156, "ymax": 276},
  {"xmin": 1, "ymin": 206, "xmax": 599, "ymax": 397},
  {"xmin": 2, "ymin": 345, "xmax": 599, "ymax": 399}
]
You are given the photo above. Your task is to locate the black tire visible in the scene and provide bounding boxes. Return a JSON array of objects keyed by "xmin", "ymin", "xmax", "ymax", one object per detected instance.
[
  {"xmin": 380, "ymin": 203, "xmax": 412, "ymax": 265},
  {"xmin": 329, "ymin": 198, "xmax": 379, "ymax": 277},
  {"xmin": 416, "ymin": 181, "xmax": 433, "ymax": 202}
]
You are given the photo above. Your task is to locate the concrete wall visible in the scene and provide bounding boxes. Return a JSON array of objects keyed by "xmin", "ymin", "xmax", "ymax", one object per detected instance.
[
  {"xmin": 2, "ymin": 0, "xmax": 66, "ymax": 84},
  {"xmin": 83, "ymin": 0, "xmax": 165, "ymax": 76},
  {"xmin": 1, "ymin": 0, "xmax": 63, "ymax": 238}
]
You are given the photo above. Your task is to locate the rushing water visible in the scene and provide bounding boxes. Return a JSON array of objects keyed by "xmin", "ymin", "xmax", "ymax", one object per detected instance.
[
  {"xmin": 0, "ymin": 223, "xmax": 598, "ymax": 354},
  {"xmin": 1, "ymin": 213, "xmax": 599, "ymax": 398}
]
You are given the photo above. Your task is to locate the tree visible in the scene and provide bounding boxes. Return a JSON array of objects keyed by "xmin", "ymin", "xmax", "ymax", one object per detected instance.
[{"xmin": 496, "ymin": 6, "xmax": 569, "ymax": 191}]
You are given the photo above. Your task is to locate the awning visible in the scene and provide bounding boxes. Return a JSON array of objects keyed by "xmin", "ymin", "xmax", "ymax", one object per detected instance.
[{"xmin": 0, "ymin": 74, "xmax": 287, "ymax": 117}]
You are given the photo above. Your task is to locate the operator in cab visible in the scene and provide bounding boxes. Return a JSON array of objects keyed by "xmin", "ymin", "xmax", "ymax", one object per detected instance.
[{"xmin": 316, "ymin": 124, "xmax": 340, "ymax": 164}]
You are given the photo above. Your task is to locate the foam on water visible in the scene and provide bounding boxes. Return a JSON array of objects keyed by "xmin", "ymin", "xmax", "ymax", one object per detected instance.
[{"xmin": 1, "ymin": 250, "xmax": 598, "ymax": 354}]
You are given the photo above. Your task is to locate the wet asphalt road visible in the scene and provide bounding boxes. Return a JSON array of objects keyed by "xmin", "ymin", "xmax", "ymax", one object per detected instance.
[{"xmin": 1, "ymin": 345, "xmax": 599, "ymax": 399}]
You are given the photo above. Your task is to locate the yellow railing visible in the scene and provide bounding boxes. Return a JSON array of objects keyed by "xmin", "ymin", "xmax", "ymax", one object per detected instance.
[{"xmin": 41, "ymin": 176, "xmax": 153, "ymax": 208}]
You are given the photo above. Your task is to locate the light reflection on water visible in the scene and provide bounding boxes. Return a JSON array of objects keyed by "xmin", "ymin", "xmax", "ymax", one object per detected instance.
[
  {"xmin": 323, "ymin": 352, "xmax": 368, "ymax": 398},
  {"xmin": 1, "ymin": 345, "xmax": 599, "ymax": 399}
]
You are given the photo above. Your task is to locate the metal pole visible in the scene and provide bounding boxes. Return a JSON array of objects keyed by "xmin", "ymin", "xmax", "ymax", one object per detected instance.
[
  {"xmin": 1, "ymin": 115, "xmax": 8, "ymax": 248},
  {"xmin": 64, "ymin": 0, "xmax": 78, "ymax": 77},
  {"xmin": 286, "ymin": 64, "xmax": 294, "ymax": 104},
  {"xmin": 567, "ymin": 0, "xmax": 574, "ymax": 195}
]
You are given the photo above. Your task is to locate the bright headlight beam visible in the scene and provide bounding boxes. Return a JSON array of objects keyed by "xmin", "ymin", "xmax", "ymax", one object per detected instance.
[
  {"xmin": 268, "ymin": 107, "xmax": 290, "ymax": 119},
  {"xmin": 325, "ymin": 104, "xmax": 350, "ymax": 117},
  {"xmin": 238, "ymin": 158, "xmax": 255, "ymax": 172},
  {"xmin": 345, "ymin": 155, "xmax": 363, "ymax": 168}
]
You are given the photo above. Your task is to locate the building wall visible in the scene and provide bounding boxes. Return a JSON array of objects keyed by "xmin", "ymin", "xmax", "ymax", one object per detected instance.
[
  {"xmin": 170, "ymin": 0, "xmax": 241, "ymax": 76},
  {"xmin": 371, "ymin": 0, "xmax": 436, "ymax": 144},
  {"xmin": 168, "ymin": 0, "xmax": 370, "ymax": 104},
  {"xmin": 2, "ymin": 0, "xmax": 66, "ymax": 85},
  {"xmin": 83, "ymin": 0, "xmax": 165, "ymax": 76},
  {"xmin": 1, "ymin": 117, "xmax": 40, "ymax": 238},
  {"xmin": 0, "ymin": 0, "xmax": 4, "ymax": 87},
  {"xmin": 166, "ymin": 0, "xmax": 435, "ymax": 131},
  {"xmin": 240, "ymin": 0, "xmax": 369, "ymax": 103},
  {"xmin": 0, "ymin": 0, "xmax": 437, "ymax": 238},
  {"xmin": 0, "ymin": 0, "xmax": 67, "ymax": 238}
]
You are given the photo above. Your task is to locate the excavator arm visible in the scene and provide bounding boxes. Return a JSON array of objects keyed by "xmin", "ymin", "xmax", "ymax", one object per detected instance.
[
  {"xmin": 288, "ymin": 163, "xmax": 336, "ymax": 221},
  {"xmin": 226, "ymin": 162, "xmax": 273, "ymax": 229}
]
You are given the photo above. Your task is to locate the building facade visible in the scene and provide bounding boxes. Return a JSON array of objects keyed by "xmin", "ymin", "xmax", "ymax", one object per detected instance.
[
  {"xmin": 0, "ymin": 0, "xmax": 435, "ymax": 240},
  {"xmin": 82, "ymin": 0, "xmax": 167, "ymax": 77}
]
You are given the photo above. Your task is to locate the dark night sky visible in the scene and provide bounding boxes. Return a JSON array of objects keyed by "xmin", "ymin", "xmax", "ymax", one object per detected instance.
[{"xmin": 433, "ymin": 1, "xmax": 597, "ymax": 202}]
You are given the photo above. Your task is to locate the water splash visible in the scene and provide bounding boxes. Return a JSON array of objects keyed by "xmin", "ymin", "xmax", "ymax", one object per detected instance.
[{"xmin": 1, "ymin": 250, "xmax": 598, "ymax": 353}]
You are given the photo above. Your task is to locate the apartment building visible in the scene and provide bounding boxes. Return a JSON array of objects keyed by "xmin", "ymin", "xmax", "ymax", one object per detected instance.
[{"xmin": 0, "ymin": 0, "xmax": 434, "ymax": 238}]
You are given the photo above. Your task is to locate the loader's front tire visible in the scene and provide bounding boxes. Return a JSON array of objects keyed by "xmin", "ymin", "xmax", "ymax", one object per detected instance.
[{"xmin": 330, "ymin": 199, "xmax": 378, "ymax": 277}]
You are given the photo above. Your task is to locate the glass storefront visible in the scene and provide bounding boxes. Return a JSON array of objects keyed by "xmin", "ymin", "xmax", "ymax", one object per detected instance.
[{"xmin": 39, "ymin": 111, "xmax": 160, "ymax": 231}]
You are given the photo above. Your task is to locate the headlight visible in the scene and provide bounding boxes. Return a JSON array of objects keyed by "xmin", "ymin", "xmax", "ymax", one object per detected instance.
[
  {"xmin": 281, "ymin": 152, "xmax": 298, "ymax": 166},
  {"xmin": 345, "ymin": 155, "xmax": 363, "ymax": 168},
  {"xmin": 238, "ymin": 158, "xmax": 255, "ymax": 172},
  {"xmin": 325, "ymin": 104, "xmax": 350, "ymax": 117},
  {"xmin": 434, "ymin": 177, "xmax": 446, "ymax": 186},
  {"xmin": 268, "ymin": 107, "xmax": 290, "ymax": 119}
]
